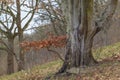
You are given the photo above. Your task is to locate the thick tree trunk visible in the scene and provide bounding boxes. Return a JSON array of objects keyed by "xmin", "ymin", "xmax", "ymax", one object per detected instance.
[
  {"xmin": 57, "ymin": 0, "xmax": 98, "ymax": 74},
  {"xmin": 7, "ymin": 38, "xmax": 14, "ymax": 74},
  {"xmin": 57, "ymin": 0, "xmax": 118, "ymax": 74},
  {"xmin": 57, "ymin": 33, "xmax": 98, "ymax": 74}
]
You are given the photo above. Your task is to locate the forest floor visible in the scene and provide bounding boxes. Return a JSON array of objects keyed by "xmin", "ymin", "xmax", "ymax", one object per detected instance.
[{"xmin": 0, "ymin": 42, "xmax": 120, "ymax": 80}]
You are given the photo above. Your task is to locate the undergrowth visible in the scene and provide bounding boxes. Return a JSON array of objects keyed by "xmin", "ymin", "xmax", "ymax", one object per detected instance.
[{"xmin": 0, "ymin": 42, "xmax": 120, "ymax": 80}]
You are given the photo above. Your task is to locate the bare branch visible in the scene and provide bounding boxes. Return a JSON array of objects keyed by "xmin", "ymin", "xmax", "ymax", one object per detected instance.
[
  {"xmin": 21, "ymin": 10, "xmax": 33, "ymax": 22},
  {"xmin": 47, "ymin": 47, "xmax": 64, "ymax": 62},
  {"xmin": 0, "ymin": 27, "xmax": 8, "ymax": 35},
  {"xmin": 0, "ymin": 20, "xmax": 9, "ymax": 31},
  {"xmin": 22, "ymin": 0, "xmax": 38, "ymax": 31},
  {"xmin": 95, "ymin": 0, "xmax": 118, "ymax": 30}
]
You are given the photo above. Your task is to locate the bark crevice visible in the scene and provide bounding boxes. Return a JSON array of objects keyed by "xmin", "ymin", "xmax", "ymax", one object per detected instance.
[{"xmin": 56, "ymin": 0, "xmax": 118, "ymax": 75}]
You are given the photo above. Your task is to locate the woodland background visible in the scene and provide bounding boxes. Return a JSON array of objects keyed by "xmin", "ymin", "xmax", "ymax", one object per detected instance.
[{"xmin": 0, "ymin": 0, "xmax": 120, "ymax": 76}]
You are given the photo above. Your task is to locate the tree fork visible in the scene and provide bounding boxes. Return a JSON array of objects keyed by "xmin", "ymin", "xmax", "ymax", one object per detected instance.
[{"xmin": 56, "ymin": 0, "xmax": 97, "ymax": 74}]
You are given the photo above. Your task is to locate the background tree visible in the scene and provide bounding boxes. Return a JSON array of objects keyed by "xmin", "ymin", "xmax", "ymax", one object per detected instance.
[
  {"xmin": 33, "ymin": 0, "xmax": 66, "ymax": 36},
  {"xmin": 0, "ymin": 1, "xmax": 18, "ymax": 74},
  {"xmin": 15, "ymin": 0, "xmax": 38, "ymax": 71},
  {"xmin": 0, "ymin": 0, "xmax": 38, "ymax": 72},
  {"xmin": 0, "ymin": 0, "xmax": 119, "ymax": 76}
]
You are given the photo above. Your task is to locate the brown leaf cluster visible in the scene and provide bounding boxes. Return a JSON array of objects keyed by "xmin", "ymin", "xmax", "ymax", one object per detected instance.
[{"xmin": 20, "ymin": 35, "xmax": 66, "ymax": 51}]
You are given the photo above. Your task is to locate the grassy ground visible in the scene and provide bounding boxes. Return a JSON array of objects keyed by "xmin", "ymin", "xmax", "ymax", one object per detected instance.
[{"xmin": 0, "ymin": 42, "xmax": 120, "ymax": 80}]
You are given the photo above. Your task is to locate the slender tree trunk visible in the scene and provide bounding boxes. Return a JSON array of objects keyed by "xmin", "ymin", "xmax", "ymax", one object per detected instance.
[
  {"xmin": 16, "ymin": 0, "xmax": 25, "ymax": 71},
  {"xmin": 18, "ymin": 32, "xmax": 25, "ymax": 71},
  {"xmin": 7, "ymin": 38, "xmax": 14, "ymax": 74}
]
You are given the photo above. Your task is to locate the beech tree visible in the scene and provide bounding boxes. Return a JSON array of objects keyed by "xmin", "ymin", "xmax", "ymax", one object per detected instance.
[
  {"xmin": 16, "ymin": 0, "xmax": 38, "ymax": 71},
  {"xmin": 20, "ymin": 0, "xmax": 118, "ymax": 75},
  {"xmin": 57, "ymin": 0, "xmax": 118, "ymax": 74},
  {"xmin": 0, "ymin": 0, "xmax": 18, "ymax": 74},
  {"xmin": 0, "ymin": 0, "xmax": 38, "ymax": 72}
]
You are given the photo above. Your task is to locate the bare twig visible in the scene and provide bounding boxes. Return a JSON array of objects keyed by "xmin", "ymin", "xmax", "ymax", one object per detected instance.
[{"xmin": 47, "ymin": 47, "xmax": 64, "ymax": 62}]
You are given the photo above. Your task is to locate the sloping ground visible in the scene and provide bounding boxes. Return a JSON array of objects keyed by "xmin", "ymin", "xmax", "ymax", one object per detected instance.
[{"xmin": 0, "ymin": 42, "xmax": 120, "ymax": 80}]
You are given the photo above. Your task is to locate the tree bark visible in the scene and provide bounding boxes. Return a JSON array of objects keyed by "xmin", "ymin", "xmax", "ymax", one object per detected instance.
[
  {"xmin": 57, "ymin": 0, "xmax": 98, "ymax": 74},
  {"xmin": 16, "ymin": 0, "xmax": 25, "ymax": 71},
  {"xmin": 57, "ymin": 0, "xmax": 118, "ymax": 74},
  {"xmin": 7, "ymin": 38, "xmax": 14, "ymax": 74},
  {"xmin": 18, "ymin": 32, "xmax": 25, "ymax": 71}
]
